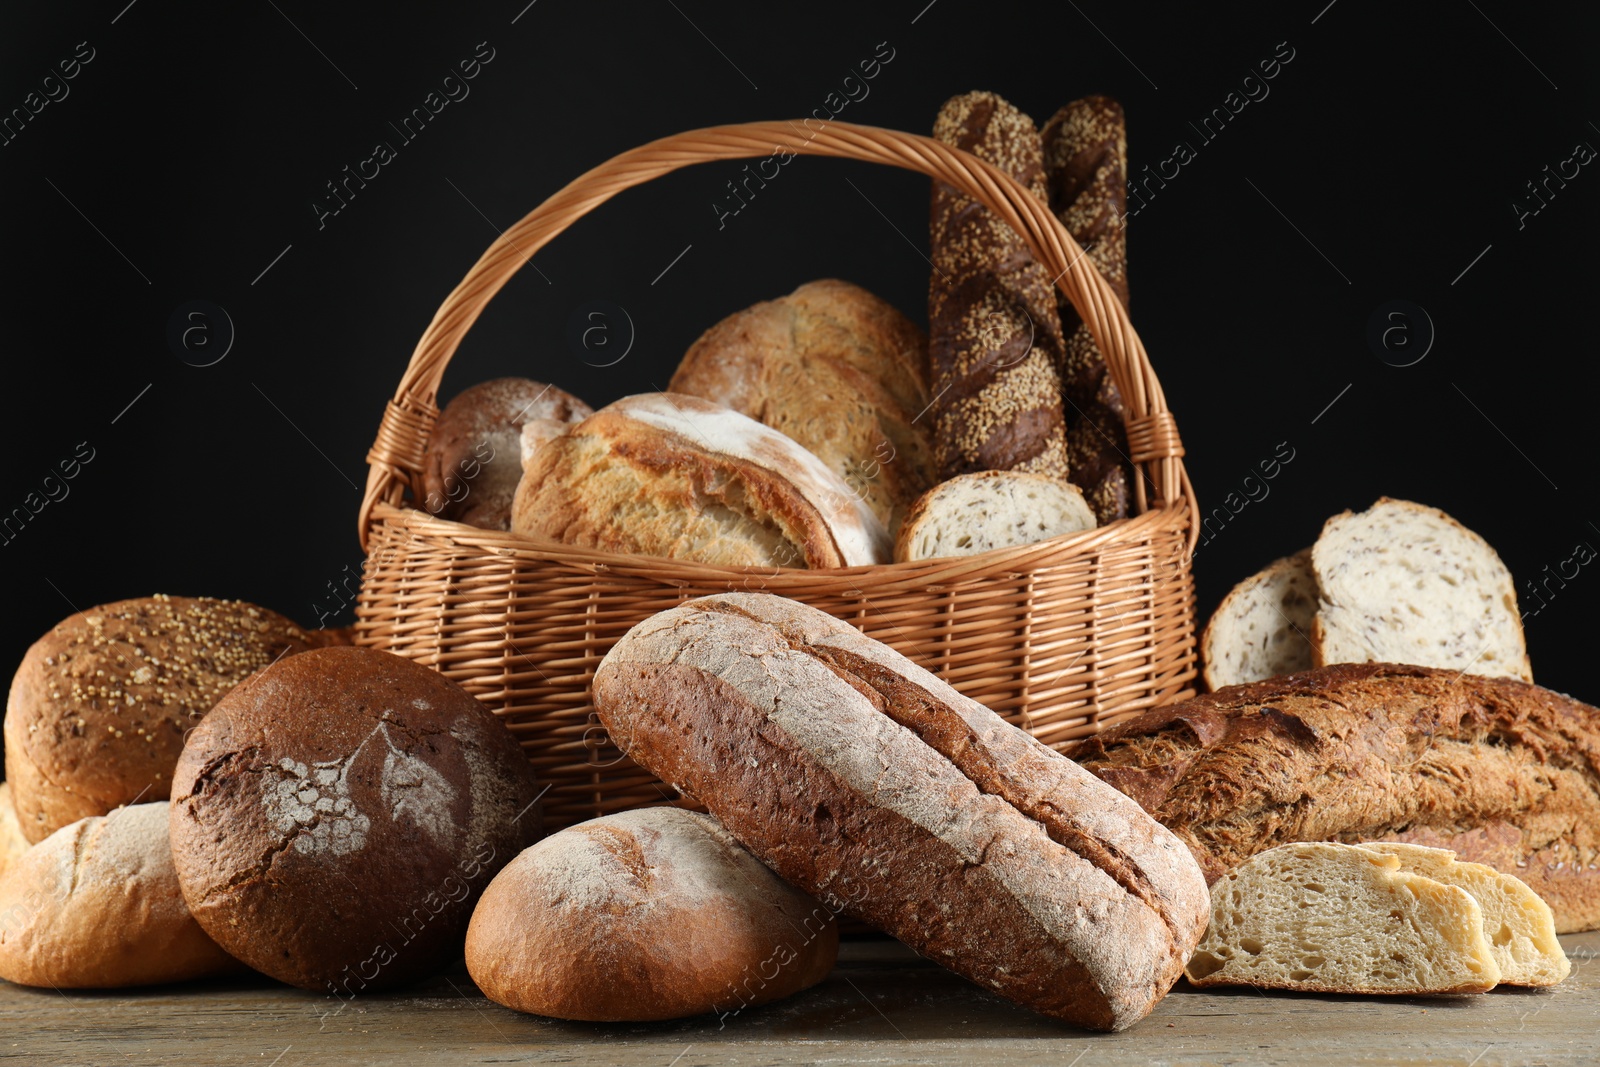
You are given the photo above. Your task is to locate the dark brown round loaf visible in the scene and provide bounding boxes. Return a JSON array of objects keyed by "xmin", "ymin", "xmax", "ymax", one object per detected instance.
[
  {"xmin": 422, "ymin": 377, "xmax": 592, "ymax": 529},
  {"xmin": 168, "ymin": 646, "xmax": 540, "ymax": 993},
  {"xmin": 4, "ymin": 595, "xmax": 318, "ymax": 843},
  {"xmin": 465, "ymin": 807, "xmax": 838, "ymax": 1021}
]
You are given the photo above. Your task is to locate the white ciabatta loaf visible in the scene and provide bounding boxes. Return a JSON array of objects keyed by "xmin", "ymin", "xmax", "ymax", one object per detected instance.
[
  {"xmin": 591, "ymin": 592, "xmax": 1209, "ymax": 1032},
  {"xmin": 1311, "ymin": 498, "xmax": 1531, "ymax": 681},
  {"xmin": 465, "ymin": 808, "xmax": 838, "ymax": 1021},
  {"xmin": 1201, "ymin": 549, "xmax": 1316, "ymax": 690},
  {"xmin": 1359, "ymin": 842, "xmax": 1569, "ymax": 987},
  {"xmin": 1185, "ymin": 842, "xmax": 1500, "ymax": 994},
  {"xmin": 894, "ymin": 470, "xmax": 1096, "ymax": 562},
  {"xmin": 670, "ymin": 279, "xmax": 935, "ymax": 536},
  {"xmin": 0, "ymin": 803, "xmax": 240, "ymax": 988},
  {"xmin": 511, "ymin": 393, "xmax": 889, "ymax": 568}
]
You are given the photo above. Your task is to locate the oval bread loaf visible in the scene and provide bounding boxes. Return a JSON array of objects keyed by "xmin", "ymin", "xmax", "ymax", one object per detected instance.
[
  {"xmin": 592, "ymin": 592, "xmax": 1209, "ymax": 1031},
  {"xmin": 0, "ymin": 802, "xmax": 241, "ymax": 988},
  {"xmin": 466, "ymin": 807, "xmax": 838, "ymax": 1021}
]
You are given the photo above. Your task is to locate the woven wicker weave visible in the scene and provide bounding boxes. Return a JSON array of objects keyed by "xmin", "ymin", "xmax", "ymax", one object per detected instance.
[{"xmin": 354, "ymin": 120, "xmax": 1198, "ymax": 831}]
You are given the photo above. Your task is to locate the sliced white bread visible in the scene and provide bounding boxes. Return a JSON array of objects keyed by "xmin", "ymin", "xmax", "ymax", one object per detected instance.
[
  {"xmin": 1311, "ymin": 498, "xmax": 1531, "ymax": 681},
  {"xmin": 893, "ymin": 470, "xmax": 1096, "ymax": 563},
  {"xmin": 1359, "ymin": 842, "xmax": 1569, "ymax": 987},
  {"xmin": 1185, "ymin": 841, "xmax": 1501, "ymax": 994},
  {"xmin": 1201, "ymin": 549, "xmax": 1317, "ymax": 690}
]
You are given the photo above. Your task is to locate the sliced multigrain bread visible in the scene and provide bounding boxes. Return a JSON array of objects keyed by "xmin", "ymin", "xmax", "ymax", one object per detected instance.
[
  {"xmin": 893, "ymin": 470, "xmax": 1096, "ymax": 562},
  {"xmin": 1358, "ymin": 842, "xmax": 1569, "ymax": 987},
  {"xmin": 1185, "ymin": 842, "xmax": 1501, "ymax": 994},
  {"xmin": 1311, "ymin": 498, "xmax": 1530, "ymax": 681},
  {"xmin": 1201, "ymin": 549, "xmax": 1316, "ymax": 690}
]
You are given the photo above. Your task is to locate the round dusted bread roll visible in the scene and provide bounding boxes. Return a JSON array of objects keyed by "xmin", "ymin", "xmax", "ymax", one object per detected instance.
[
  {"xmin": 4, "ymin": 595, "xmax": 318, "ymax": 843},
  {"xmin": 422, "ymin": 377, "xmax": 592, "ymax": 530},
  {"xmin": 0, "ymin": 803, "xmax": 240, "ymax": 988},
  {"xmin": 169, "ymin": 647, "xmax": 540, "ymax": 993},
  {"xmin": 466, "ymin": 807, "xmax": 838, "ymax": 1021}
]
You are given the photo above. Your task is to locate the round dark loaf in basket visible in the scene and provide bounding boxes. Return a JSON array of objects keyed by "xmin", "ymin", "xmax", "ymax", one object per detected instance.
[{"xmin": 353, "ymin": 119, "xmax": 1198, "ymax": 831}]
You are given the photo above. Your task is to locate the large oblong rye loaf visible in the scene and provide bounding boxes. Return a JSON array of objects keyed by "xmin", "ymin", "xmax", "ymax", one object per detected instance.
[
  {"xmin": 928, "ymin": 92, "xmax": 1072, "ymax": 481},
  {"xmin": 592, "ymin": 592, "xmax": 1209, "ymax": 1031},
  {"xmin": 1065, "ymin": 662, "xmax": 1600, "ymax": 933}
]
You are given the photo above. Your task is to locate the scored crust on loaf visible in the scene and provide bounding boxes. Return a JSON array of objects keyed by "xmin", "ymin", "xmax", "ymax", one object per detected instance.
[
  {"xmin": 1357, "ymin": 841, "xmax": 1569, "ymax": 986},
  {"xmin": 1065, "ymin": 662, "xmax": 1600, "ymax": 933},
  {"xmin": 593, "ymin": 592, "xmax": 1209, "ymax": 1031},
  {"xmin": 465, "ymin": 807, "xmax": 838, "ymax": 1022},
  {"xmin": 894, "ymin": 470, "xmax": 1096, "ymax": 562},
  {"xmin": 1201, "ymin": 549, "xmax": 1317, "ymax": 690},
  {"xmin": 511, "ymin": 393, "xmax": 890, "ymax": 568},
  {"xmin": 669, "ymin": 279, "xmax": 935, "ymax": 537},
  {"xmin": 1311, "ymin": 498, "xmax": 1531, "ymax": 681},
  {"xmin": 1185, "ymin": 842, "xmax": 1500, "ymax": 994}
]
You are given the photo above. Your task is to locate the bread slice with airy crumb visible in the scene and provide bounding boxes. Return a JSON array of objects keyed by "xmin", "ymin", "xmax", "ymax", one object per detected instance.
[
  {"xmin": 1358, "ymin": 842, "xmax": 1569, "ymax": 987},
  {"xmin": 894, "ymin": 471, "xmax": 1096, "ymax": 562},
  {"xmin": 1185, "ymin": 841, "xmax": 1501, "ymax": 994},
  {"xmin": 1201, "ymin": 549, "xmax": 1316, "ymax": 690},
  {"xmin": 1311, "ymin": 498, "xmax": 1531, "ymax": 681}
]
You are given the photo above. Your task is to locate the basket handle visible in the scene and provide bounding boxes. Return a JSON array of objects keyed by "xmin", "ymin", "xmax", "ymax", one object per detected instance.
[{"xmin": 359, "ymin": 120, "xmax": 1194, "ymax": 551}]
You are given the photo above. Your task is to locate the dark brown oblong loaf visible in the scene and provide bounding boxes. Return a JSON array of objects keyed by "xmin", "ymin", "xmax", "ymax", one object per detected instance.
[
  {"xmin": 1041, "ymin": 96, "xmax": 1133, "ymax": 525},
  {"xmin": 592, "ymin": 593, "xmax": 1209, "ymax": 1032},
  {"xmin": 928, "ymin": 91, "xmax": 1072, "ymax": 481},
  {"xmin": 1064, "ymin": 663, "xmax": 1600, "ymax": 933}
]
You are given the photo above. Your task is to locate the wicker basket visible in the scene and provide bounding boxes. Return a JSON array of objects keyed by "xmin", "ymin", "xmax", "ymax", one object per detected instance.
[{"xmin": 353, "ymin": 120, "xmax": 1198, "ymax": 831}]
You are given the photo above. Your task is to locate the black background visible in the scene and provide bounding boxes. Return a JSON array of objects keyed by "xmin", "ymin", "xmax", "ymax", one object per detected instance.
[{"xmin": 1, "ymin": 0, "xmax": 1596, "ymax": 739}]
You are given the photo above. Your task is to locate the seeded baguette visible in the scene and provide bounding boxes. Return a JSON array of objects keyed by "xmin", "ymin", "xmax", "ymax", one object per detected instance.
[
  {"xmin": 928, "ymin": 91, "xmax": 1072, "ymax": 482},
  {"xmin": 592, "ymin": 592, "xmax": 1208, "ymax": 1031}
]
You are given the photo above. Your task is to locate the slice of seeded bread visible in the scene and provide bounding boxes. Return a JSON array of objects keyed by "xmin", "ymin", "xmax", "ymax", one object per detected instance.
[
  {"xmin": 1201, "ymin": 549, "xmax": 1317, "ymax": 690},
  {"xmin": 893, "ymin": 470, "xmax": 1097, "ymax": 562},
  {"xmin": 1357, "ymin": 842, "xmax": 1568, "ymax": 987},
  {"xmin": 1185, "ymin": 841, "xmax": 1501, "ymax": 994},
  {"xmin": 1311, "ymin": 498, "xmax": 1531, "ymax": 681}
]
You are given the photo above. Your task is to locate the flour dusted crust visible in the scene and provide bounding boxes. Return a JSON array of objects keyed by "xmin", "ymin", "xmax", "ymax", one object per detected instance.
[
  {"xmin": 928, "ymin": 92, "xmax": 1071, "ymax": 482},
  {"xmin": 4, "ymin": 595, "xmax": 318, "ymax": 844},
  {"xmin": 670, "ymin": 279, "xmax": 934, "ymax": 536},
  {"xmin": 1066, "ymin": 662, "xmax": 1600, "ymax": 933},
  {"xmin": 465, "ymin": 807, "xmax": 837, "ymax": 1021},
  {"xmin": 511, "ymin": 393, "xmax": 890, "ymax": 568},
  {"xmin": 0, "ymin": 803, "xmax": 239, "ymax": 988},
  {"xmin": 592, "ymin": 593, "xmax": 1208, "ymax": 1031},
  {"xmin": 1042, "ymin": 96, "xmax": 1133, "ymax": 525},
  {"xmin": 422, "ymin": 377, "xmax": 592, "ymax": 530},
  {"xmin": 168, "ymin": 647, "xmax": 539, "ymax": 992}
]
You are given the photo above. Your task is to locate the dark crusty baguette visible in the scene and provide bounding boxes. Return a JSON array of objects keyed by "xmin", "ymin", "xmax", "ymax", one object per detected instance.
[
  {"xmin": 592, "ymin": 592, "xmax": 1209, "ymax": 1031},
  {"xmin": 1041, "ymin": 96, "xmax": 1133, "ymax": 525},
  {"xmin": 928, "ymin": 92, "xmax": 1072, "ymax": 481},
  {"xmin": 1064, "ymin": 663, "xmax": 1600, "ymax": 933}
]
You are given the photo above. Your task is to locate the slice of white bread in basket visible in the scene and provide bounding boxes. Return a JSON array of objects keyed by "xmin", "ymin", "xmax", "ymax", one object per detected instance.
[
  {"xmin": 510, "ymin": 393, "xmax": 890, "ymax": 569},
  {"xmin": 1311, "ymin": 498, "xmax": 1531, "ymax": 681},
  {"xmin": 893, "ymin": 470, "xmax": 1096, "ymax": 562},
  {"xmin": 1184, "ymin": 842, "xmax": 1501, "ymax": 994},
  {"xmin": 1358, "ymin": 842, "xmax": 1569, "ymax": 987},
  {"xmin": 1200, "ymin": 549, "xmax": 1316, "ymax": 690}
]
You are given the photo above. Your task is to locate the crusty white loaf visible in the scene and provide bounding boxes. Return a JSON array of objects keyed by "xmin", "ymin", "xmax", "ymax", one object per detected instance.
[
  {"xmin": 1200, "ymin": 549, "xmax": 1316, "ymax": 690},
  {"xmin": 466, "ymin": 807, "xmax": 838, "ymax": 1021},
  {"xmin": 592, "ymin": 592, "xmax": 1209, "ymax": 1031},
  {"xmin": 1185, "ymin": 842, "xmax": 1501, "ymax": 994},
  {"xmin": 894, "ymin": 470, "xmax": 1096, "ymax": 562},
  {"xmin": 0, "ymin": 785, "xmax": 29, "ymax": 882},
  {"xmin": 511, "ymin": 393, "xmax": 890, "ymax": 568},
  {"xmin": 0, "ymin": 802, "xmax": 240, "ymax": 988},
  {"xmin": 1312, "ymin": 498, "xmax": 1531, "ymax": 681}
]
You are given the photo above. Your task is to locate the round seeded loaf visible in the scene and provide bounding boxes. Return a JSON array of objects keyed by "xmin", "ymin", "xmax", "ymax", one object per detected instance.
[
  {"xmin": 0, "ymin": 802, "xmax": 241, "ymax": 988},
  {"xmin": 168, "ymin": 646, "xmax": 540, "ymax": 993},
  {"xmin": 466, "ymin": 807, "xmax": 838, "ymax": 1021},
  {"xmin": 4, "ymin": 595, "xmax": 318, "ymax": 843}
]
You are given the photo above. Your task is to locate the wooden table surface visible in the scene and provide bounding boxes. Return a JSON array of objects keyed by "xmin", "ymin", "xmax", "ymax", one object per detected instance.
[{"xmin": 4, "ymin": 933, "xmax": 1595, "ymax": 1067}]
